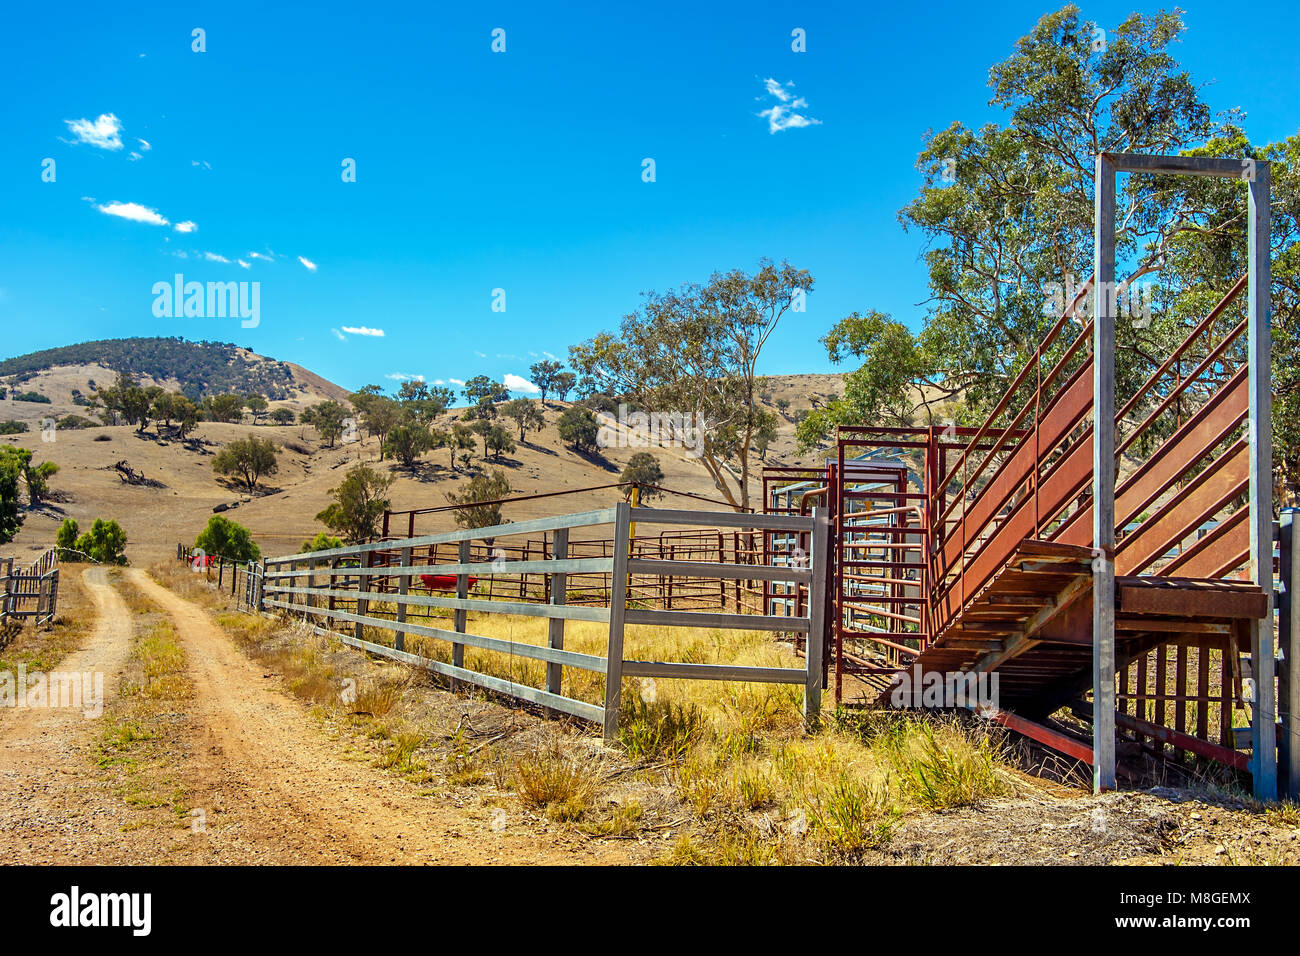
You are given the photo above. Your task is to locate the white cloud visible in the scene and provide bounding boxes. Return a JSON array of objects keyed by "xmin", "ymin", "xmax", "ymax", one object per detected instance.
[
  {"xmin": 174, "ymin": 221, "xmax": 197, "ymax": 233},
  {"xmin": 297, "ymin": 255, "xmax": 318, "ymax": 271},
  {"xmin": 330, "ymin": 328, "xmax": 346, "ymax": 341},
  {"xmin": 248, "ymin": 251, "xmax": 273, "ymax": 261},
  {"xmin": 341, "ymin": 326, "xmax": 384, "ymax": 337},
  {"xmin": 94, "ymin": 200, "xmax": 168, "ymax": 226},
  {"xmin": 128, "ymin": 151, "xmax": 142, "ymax": 161},
  {"xmin": 474, "ymin": 351, "xmax": 487, "ymax": 358},
  {"xmin": 385, "ymin": 372, "xmax": 424, "ymax": 382},
  {"xmin": 448, "ymin": 378, "xmax": 466, "ymax": 387},
  {"xmin": 65, "ymin": 113, "xmax": 124, "ymax": 150},
  {"xmin": 504, "ymin": 373, "xmax": 539, "ymax": 395},
  {"xmin": 237, "ymin": 259, "xmax": 251, "ymax": 269},
  {"xmin": 192, "ymin": 160, "xmax": 211, "ymax": 170},
  {"xmin": 203, "ymin": 252, "xmax": 231, "ymax": 263},
  {"xmin": 757, "ymin": 78, "xmax": 821, "ymax": 134},
  {"xmin": 137, "ymin": 138, "xmax": 151, "ymax": 151}
]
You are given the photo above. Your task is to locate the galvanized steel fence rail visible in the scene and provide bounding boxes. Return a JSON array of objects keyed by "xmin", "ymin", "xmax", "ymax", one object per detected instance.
[{"xmin": 257, "ymin": 503, "xmax": 829, "ymax": 741}]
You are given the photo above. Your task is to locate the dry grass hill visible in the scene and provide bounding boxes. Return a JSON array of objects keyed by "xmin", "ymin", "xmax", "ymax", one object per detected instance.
[{"xmin": 1, "ymin": 344, "xmax": 843, "ymax": 565}]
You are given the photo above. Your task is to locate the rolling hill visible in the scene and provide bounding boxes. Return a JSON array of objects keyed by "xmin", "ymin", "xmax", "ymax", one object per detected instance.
[
  {"xmin": 0, "ymin": 337, "xmax": 351, "ymax": 407},
  {"xmin": 0, "ymin": 340, "xmax": 843, "ymax": 566}
]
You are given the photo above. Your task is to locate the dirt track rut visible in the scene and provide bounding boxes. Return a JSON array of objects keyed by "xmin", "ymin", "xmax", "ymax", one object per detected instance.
[{"xmin": 0, "ymin": 568, "xmax": 630, "ymax": 865}]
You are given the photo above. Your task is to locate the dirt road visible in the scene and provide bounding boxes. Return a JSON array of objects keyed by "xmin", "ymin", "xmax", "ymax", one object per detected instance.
[{"xmin": 0, "ymin": 568, "xmax": 631, "ymax": 865}]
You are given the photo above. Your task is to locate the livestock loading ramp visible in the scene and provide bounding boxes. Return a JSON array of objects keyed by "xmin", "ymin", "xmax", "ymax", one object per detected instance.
[{"xmin": 772, "ymin": 153, "xmax": 1283, "ymax": 797}]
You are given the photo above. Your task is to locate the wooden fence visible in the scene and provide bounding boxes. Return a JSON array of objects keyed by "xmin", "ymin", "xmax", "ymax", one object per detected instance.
[
  {"xmin": 257, "ymin": 503, "xmax": 830, "ymax": 740},
  {"xmin": 1, "ymin": 549, "xmax": 60, "ymax": 628}
]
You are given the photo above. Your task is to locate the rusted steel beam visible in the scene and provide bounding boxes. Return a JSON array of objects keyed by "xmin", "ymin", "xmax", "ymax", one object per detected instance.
[
  {"xmin": 1161, "ymin": 509, "xmax": 1249, "ymax": 578},
  {"xmin": 1115, "ymin": 441, "xmax": 1249, "ymax": 576},
  {"xmin": 987, "ymin": 710, "xmax": 1095, "ymax": 764},
  {"xmin": 1116, "ymin": 582, "xmax": 1267, "ymax": 619},
  {"xmin": 1072, "ymin": 700, "xmax": 1248, "ymax": 771}
]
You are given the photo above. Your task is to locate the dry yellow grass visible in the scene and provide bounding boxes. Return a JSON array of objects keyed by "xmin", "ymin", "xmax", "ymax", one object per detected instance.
[{"xmin": 158, "ymin": 553, "xmax": 1018, "ymax": 864}]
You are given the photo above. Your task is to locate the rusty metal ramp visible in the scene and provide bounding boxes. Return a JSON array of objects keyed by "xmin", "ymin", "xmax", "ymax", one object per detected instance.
[{"xmin": 877, "ymin": 539, "xmax": 1267, "ymax": 717}]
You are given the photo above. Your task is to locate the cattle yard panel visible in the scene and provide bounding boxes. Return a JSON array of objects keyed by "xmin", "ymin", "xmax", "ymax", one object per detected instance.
[{"xmin": 258, "ymin": 504, "xmax": 829, "ymax": 740}]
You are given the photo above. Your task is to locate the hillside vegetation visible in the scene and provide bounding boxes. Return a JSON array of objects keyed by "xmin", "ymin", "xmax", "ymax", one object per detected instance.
[{"xmin": 0, "ymin": 337, "xmax": 301, "ymax": 401}]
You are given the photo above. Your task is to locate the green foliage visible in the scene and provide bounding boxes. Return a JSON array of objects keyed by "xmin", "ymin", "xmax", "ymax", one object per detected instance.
[
  {"xmin": 0, "ymin": 337, "xmax": 297, "ymax": 400},
  {"xmin": 569, "ymin": 258, "xmax": 810, "ymax": 510},
  {"xmin": 620, "ymin": 452, "xmax": 664, "ymax": 499},
  {"xmin": 212, "ymin": 436, "xmax": 279, "ymax": 492},
  {"xmin": 269, "ymin": 407, "xmax": 296, "ymax": 425},
  {"xmin": 357, "ymin": 395, "xmax": 402, "ymax": 456},
  {"xmin": 552, "ymin": 371, "xmax": 576, "ymax": 403},
  {"xmin": 94, "ymin": 372, "xmax": 152, "ymax": 430},
  {"xmin": 471, "ymin": 419, "xmax": 515, "ymax": 460},
  {"xmin": 556, "ymin": 406, "xmax": 601, "ymax": 453},
  {"xmin": 0, "ymin": 450, "xmax": 23, "ymax": 544},
  {"xmin": 445, "ymin": 469, "xmax": 511, "ymax": 531},
  {"xmin": 383, "ymin": 421, "xmax": 433, "ymax": 469},
  {"xmin": 528, "ymin": 360, "xmax": 563, "ymax": 405},
  {"xmin": 202, "ymin": 393, "xmax": 246, "ymax": 423},
  {"xmin": 795, "ymin": 7, "xmax": 1285, "ymax": 457},
  {"xmin": 0, "ymin": 446, "xmax": 57, "ymax": 507},
  {"xmin": 315, "ymin": 464, "xmax": 394, "ymax": 542},
  {"xmin": 0, "ymin": 420, "xmax": 28, "ymax": 435},
  {"xmin": 74, "ymin": 518, "xmax": 128, "ymax": 565},
  {"xmin": 395, "ymin": 380, "xmax": 453, "ymax": 421},
  {"xmin": 617, "ymin": 694, "xmax": 704, "ymax": 760},
  {"xmin": 55, "ymin": 518, "xmax": 79, "ymax": 559},
  {"xmin": 194, "ymin": 514, "xmax": 261, "ymax": 562},
  {"xmin": 299, "ymin": 531, "xmax": 343, "ymax": 553},
  {"xmin": 244, "ymin": 394, "xmax": 269, "ymax": 423},
  {"xmin": 461, "ymin": 375, "xmax": 508, "ymax": 408},
  {"xmin": 302, "ymin": 399, "xmax": 348, "ymax": 446},
  {"xmin": 501, "ymin": 398, "xmax": 544, "ymax": 441},
  {"xmin": 23, "ymin": 458, "xmax": 57, "ymax": 506},
  {"xmin": 56, "ymin": 414, "xmax": 98, "ymax": 430},
  {"xmin": 10, "ymin": 391, "xmax": 50, "ymax": 404},
  {"xmin": 442, "ymin": 423, "xmax": 476, "ymax": 471}
]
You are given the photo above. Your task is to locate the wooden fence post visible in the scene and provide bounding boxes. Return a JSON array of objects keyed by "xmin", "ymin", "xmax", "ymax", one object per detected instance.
[{"xmin": 603, "ymin": 502, "xmax": 632, "ymax": 743}]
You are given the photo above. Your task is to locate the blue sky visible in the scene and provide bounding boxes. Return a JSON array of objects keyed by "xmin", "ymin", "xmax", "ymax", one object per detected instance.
[{"xmin": 1, "ymin": 1, "xmax": 1297, "ymax": 395}]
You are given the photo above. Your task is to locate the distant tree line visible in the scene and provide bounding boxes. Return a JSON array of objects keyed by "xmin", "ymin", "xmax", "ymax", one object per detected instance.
[{"xmin": 0, "ymin": 336, "xmax": 298, "ymax": 401}]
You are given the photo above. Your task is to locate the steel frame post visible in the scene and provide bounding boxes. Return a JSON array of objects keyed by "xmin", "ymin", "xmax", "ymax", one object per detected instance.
[
  {"xmin": 805, "ymin": 506, "xmax": 829, "ymax": 727},
  {"xmin": 1092, "ymin": 153, "xmax": 1118, "ymax": 793},
  {"xmin": 603, "ymin": 502, "xmax": 632, "ymax": 743},
  {"xmin": 1097, "ymin": 152, "xmax": 1276, "ymax": 798},
  {"xmin": 1281, "ymin": 512, "xmax": 1299, "ymax": 797},
  {"xmin": 1248, "ymin": 164, "xmax": 1277, "ymax": 800}
]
